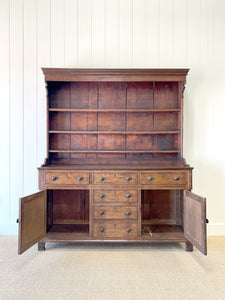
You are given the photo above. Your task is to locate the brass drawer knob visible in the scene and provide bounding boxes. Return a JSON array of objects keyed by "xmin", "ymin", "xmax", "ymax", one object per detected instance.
[
  {"xmin": 51, "ymin": 176, "xmax": 57, "ymax": 181},
  {"xmin": 100, "ymin": 194, "xmax": 104, "ymax": 198},
  {"xmin": 77, "ymin": 176, "xmax": 83, "ymax": 181},
  {"xmin": 126, "ymin": 176, "xmax": 131, "ymax": 181},
  {"xmin": 100, "ymin": 176, "xmax": 104, "ymax": 181},
  {"xmin": 126, "ymin": 193, "xmax": 131, "ymax": 198},
  {"xmin": 99, "ymin": 210, "xmax": 104, "ymax": 215},
  {"xmin": 148, "ymin": 176, "xmax": 153, "ymax": 181},
  {"xmin": 126, "ymin": 211, "xmax": 131, "ymax": 216},
  {"xmin": 100, "ymin": 227, "xmax": 104, "ymax": 232},
  {"xmin": 126, "ymin": 228, "xmax": 131, "ymax": 233},
  {"xmin": 173, "ymin": 177, "xmax": 180, "ymax": 181}
]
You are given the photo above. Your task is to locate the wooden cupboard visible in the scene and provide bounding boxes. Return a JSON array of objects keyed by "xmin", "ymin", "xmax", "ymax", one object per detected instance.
[{"xmin": 18, "ymin": 69, "xmax": 207, "ymax": 255}]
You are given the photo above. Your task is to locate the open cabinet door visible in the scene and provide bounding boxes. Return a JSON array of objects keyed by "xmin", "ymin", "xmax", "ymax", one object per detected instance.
[
  {"xmin": 18, "ymin": 190, "xmax": 47, "ymax": 254},
  {"xmin": 184, "ymin": 190, "xmax": 207, "ymax": 255}
]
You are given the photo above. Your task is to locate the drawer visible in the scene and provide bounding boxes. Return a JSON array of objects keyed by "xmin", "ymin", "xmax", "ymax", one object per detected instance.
[
  {"xmin": 44, "ymin": 172, "xmax": 90, "ymax": 185},
  {"xmin": 93, "ymin": 172, "xmax": 138, "ymax": 185},
  {"xmin": 140, "ymin": 171, "xmax": 188, "ymax": 186},
  {"xmin": 93, "ymin": 206, "xmax": 137, "ymax": 220},
  {"xmin": 93, "ymin": 222, "xmax": 137, "ymax": 238},
  {"xmin": 93, "ymin": 190, "xmax": 137, "ymax": 204}
]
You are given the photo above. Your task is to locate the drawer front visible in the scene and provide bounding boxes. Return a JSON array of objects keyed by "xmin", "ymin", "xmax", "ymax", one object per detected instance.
[
  {"xmin": 93, "ymin": 190, "xmax": 137, "ymax": 204},
  {"xmin": 140, "ymin": 171, "xmax": 187, "ymax": 186},
  {"xmin": 45, "ymin": 172, "xmax": 90, "ymax": 185},
  {"xmin": 93, "ymin": 172, "xmax": 138, "ymax": 185},
  {"xmin": 93, "ymin": 206, "xmax": 137, "ymax": 220},
  {"xmin": 93, "ymin": 222, "xmax": 137, "ymax": 238}
]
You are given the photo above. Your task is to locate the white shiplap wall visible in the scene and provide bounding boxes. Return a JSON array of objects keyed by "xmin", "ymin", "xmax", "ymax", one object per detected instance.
[{"xmin": 1, "ymin": 0, "xmax": 225, "ymax": 235}]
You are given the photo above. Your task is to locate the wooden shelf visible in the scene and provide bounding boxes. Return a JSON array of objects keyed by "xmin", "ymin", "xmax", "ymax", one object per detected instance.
[
  {"xmin": 49, "ymin": 130, "xmax": 180, "ymax": 135},
  {"xmin": 49, "ymin": 108, "xmax": 181, "ymax": 113},
  {"xmin": 49, "ymin": 150, "xmax": 181, "ymax": 154},
  {"xmin": 53, "ymin": 219, "xmax": 89, "ymax": 225}
]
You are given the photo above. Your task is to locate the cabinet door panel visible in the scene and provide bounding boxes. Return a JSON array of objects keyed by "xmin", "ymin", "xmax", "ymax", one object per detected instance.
[
  {"xmin": 18, "ymin": 191, "xmax": 47, "ymax": 254},
  {"xmin": 184, "ymin": 190, "xmax": 207, "ymax": 255}
]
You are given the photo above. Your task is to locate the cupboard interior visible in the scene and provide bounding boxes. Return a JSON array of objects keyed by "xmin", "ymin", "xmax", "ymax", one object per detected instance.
[
  {"xmin": 47, "ymin": 190, "xmax": 90, "ymax": 235},
  {"xmin": 48, "ymin": 81, "xmax": 181, "ymax": 164},
  {"xmin": 141, "ymin": 190, "xmax": 184, "ymax": 237}
]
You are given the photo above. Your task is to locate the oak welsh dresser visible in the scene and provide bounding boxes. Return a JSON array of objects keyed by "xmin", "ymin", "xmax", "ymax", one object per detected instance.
[{"xmin": 18, "ymin": 68, "xmax": 208, "ymax": 255}]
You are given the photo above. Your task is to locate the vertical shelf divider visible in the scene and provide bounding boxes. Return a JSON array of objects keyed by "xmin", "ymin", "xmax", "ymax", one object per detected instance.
[
  {"xmin": 125, "ymin": 82, "xmax": 127, "ymax": 159},
  {"xmin": 152, "ymin": 81, "xmax": 155, "ymax": 159},
  {"xmin": 97, "ymin": 82, "xmax": 99, "ymax": 159}
]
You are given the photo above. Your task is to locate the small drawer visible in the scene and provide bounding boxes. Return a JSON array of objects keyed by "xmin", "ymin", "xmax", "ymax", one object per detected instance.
[
  {"xmin": 93, "ymin": 222, "xmax": 137, "ymax": 238},
  {"xmin": 93, "ymin": 172, "xmax": 138, "ymax": 185},
  {"xmin": 45, "ymin": 172, "xmax": 90, "ymax": 185},
  {"xmin": 140, "ymin": 171, "xmax": 187, "ymax": 186},
  {"xmin": 93, "ymin": 206, "xmax": 137, "ymax": 220},
  {"xmin": 93, "ymin": 190, "xmax": 137, "ymax": 203}
]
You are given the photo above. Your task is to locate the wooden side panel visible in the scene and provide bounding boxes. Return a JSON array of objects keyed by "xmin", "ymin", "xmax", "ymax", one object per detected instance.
[
  {"xmin": 49, "ymin": 82, "xmax": 71, "ymax": 108},
  {"xmin": 98, "ymin": 112, "xmax": 125, "ymax": 131},
  {"xmin": 127, "ymin": 82, "xmax": 154, "ymax": 108},
  {"xmin": 184, "ymin": 190, "xmax": 207, "ymax": 255},
  {"xmin": 97, "ymin": 134, "xmax": 125, "ymax": 150},
  {"xmin": 154, "ymin": 112, "xmax": 178, "ymax": 131},
  {"xmin": 126, "ymin": 135, "xmax": 153, "ymax": 151},
  {"xmin": 49, "ymin": 112, "xmax": 71, "ymax": 130},
  {"xmin": 127, "ymin": 113, "xmax": 153, "ymax": 131},
  {"xmin": 18, "ymin": 191, "xmax": 47, "ymax": 254},
  {"xmin": 154, "ymin": 82, "xmax": 178, "ymax": 109},
  {"xmin": 98, "ymin": 82, "xmax": 126, "ymax": 109},
  {"xmin": 71, "ymin": 112, "xmax": 97, "ymax": 130},
  {"xmin": 52, "ymin": 190, "xmax": 89, "ymax": 223},
  {"xmin": 141, "ymin": 190, "xmax": 179, "ymax": 224},
  {"xmin": 71, "ymin": 82, "xmax": 98, "ymax": 109},
  {"xmin": 154, "ymin": 135, "xmax": 178, "ymax": 151}
]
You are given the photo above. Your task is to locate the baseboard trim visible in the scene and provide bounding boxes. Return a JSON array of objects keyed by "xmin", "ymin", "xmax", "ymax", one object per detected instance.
[{"xmin": 1, "ymin": 223, "xmax": 225, "ymax": 236}]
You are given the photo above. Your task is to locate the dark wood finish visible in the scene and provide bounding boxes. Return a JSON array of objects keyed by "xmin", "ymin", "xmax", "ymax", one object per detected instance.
[
  {"xmin": 185, "ymin": 241, "xmax": 193, "ymax": 252},
  {"xmin": 52, "ymin": 190, "xmax": 89, "ymax": 224},
  {"xmin": 142, "ymin": 225, "xmax": 184, "ymax": 237},
  {"xmin": 42, "ymin": 68, "xmax": 189, "ymax": 82},
  {"xmin": 93, "ymin": 206, "xmax": 137, "ymax": 220},
  {"xmin": 18, "ymin": 68, "xmax": 207, "ymax": 255},
  {"xmin": 18, "ymin": 191, "xmax": 47, "ymax": 254},
  {"xmin": 38, "ymin": 241, "xmax": 46, "ymax": 251},
  {"xmin": 93, "ymin": 190, "xmax": 137, "ymax": 204},
  {"xmin": 184, "ymin": 190, "xmax": 207, "ymax": 255},
  {"xmin": 44, "ymin": 171, "xmax": 90, "ymax": 185},
  {"xmin": 92, "ymin": 172, "xmax": 138, "ymax": 185},
  {"xmin": 92, "ymin": 222, "xmax": 137, "ymax": 238},
  {"xmin": 140, "ymin": 171, "xmax": 190, "ymax": 189},
  {"xmin": 46, "ymin": 72, "xmax": 185, "ymax": 164},
  {"xmin": 141, "ymin": 190, "xmax": 182, "ymax": 225}
]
